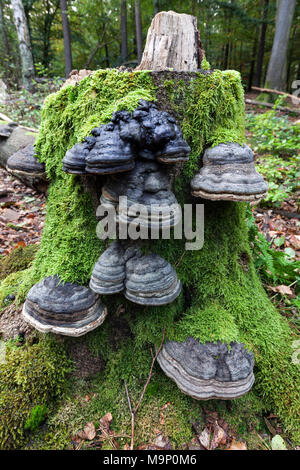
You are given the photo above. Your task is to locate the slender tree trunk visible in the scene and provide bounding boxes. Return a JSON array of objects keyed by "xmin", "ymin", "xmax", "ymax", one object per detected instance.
[
  {"xmin": 248, "ymin": 33, "xmax": 258, "ymax": 91},
  {"xmin": 135, "ymin": 1, "xmax": 143, "ymax": 64},
  {"xmin": 10, "ymin": 0, "xmax": 35, "ymax": 90},
  {"xmin": 105, "ymin": 43, "xmax": 110, "ymax": 68},
  {"xmin": 121, "ymin": 0, "xmax": 128, "ymax": 63},
  {"xmin": 265, "ymin": 0, "xmax": 296, "ymax": 90},
  {"xmin": 254, "ymin": 0, "xmax": 269, "ymax": 87},
  {"xmin": 60, "ymin": 0, "xmax": 72, "ymax": 77},
  {"xmin": 0, "ymin": 1, "xmax": 10, "ymax": 58}
]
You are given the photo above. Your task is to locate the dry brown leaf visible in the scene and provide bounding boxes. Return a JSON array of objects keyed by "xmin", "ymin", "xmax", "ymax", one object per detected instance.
[
  {"xmin": 269, "ymin": 285, "xmax": 294, "ymax": 297},
  {"xmin": 210, "ymin": 423, "xmax": 227, "ymax": 450},
  {"xmin": 198, "ymin": 427, "xmax": 211, "ymax": 450},
  {"xmin": 99, "ymin": 412, "xmax": 113, "ymax": 432},
  {"xmin": 227, "ymin": 439, "xmax": 247, "ymax": 450},
  {"xmin": 83, "ymin": 422, "xmax": 96, "ymax": 440}
]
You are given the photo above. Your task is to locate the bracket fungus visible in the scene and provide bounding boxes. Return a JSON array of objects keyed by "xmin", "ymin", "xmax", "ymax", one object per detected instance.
[
  {"xmin": 7, "ymin": 144, "xmax": 46, "ymax": 178},
  {"xmin": 157, "ymin": 338, "xmax": 255, "ymax": 400},
  {"xmin": 62, "ymin": 137, "xmax": 95, "ymax": 174},
  {"xmin": 101, "ymin": 160, "xmax": 181, "ymax": 229},
  {"xmin": 190, "ymin": 143, "xmax": 268, "ymax": 202},
  {"xmin": 125, "ymin": 249, "xmax": 181, "ymax": 306},
  {"xmin": 89, "ymin": 243, "xmax": 181, "ymax": 306},
  {"xmin": 89, "ymin": 241, "xmax": 126, "ymax": 294},
  {"xmin": 22, "ymin": 275, "xmax": 107, "ymax": 337},
  {"xmin": 0, "ymin": 122, "xmax": 17, "ymax": 139}
]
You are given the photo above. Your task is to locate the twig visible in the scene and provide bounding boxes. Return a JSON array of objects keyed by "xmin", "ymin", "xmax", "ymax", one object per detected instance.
[
  {"xmin": 251, "ymin": 86, "xmax": 300, "ymax": 104},
  {"xmin": 124, "ymin": 326, "xmax": 166, "ymax": 450},
  {"xmin": 245, "ymin": 98, "xmax": 300, "ymax": 116}
]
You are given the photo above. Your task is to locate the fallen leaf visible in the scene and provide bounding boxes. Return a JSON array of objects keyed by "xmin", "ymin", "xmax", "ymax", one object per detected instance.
[
  {"xmin": 210, "ymin": 423, "xmax": 227, "ymax": 450},
  {"xmin": 269, "ymin": 285, "xmax": 294, "ymax": 297},
  {"xmin": 198, "ymin": 427, "xmax": 211, "ymax": 450},
  {"xmin": 271, "ymin": 435, "xmax": 287, "ymax": 450},
  {"xmin": 83, "ymin": 422, "xmax": 96, "ymax": 440},
  {"xmin": 99, "ymin": 412, "xmax": 112, "ymax": 432},
  {"xmin": 264, "ymin": 417, "xmax": 276, "ymax": 436},
  {"xmin": 154, "ymin": 433, "xmax": 173, "ymax": 450},
  {"xmin": 227, "ymin": 439, "xmax": 247, "ymax": 450}
]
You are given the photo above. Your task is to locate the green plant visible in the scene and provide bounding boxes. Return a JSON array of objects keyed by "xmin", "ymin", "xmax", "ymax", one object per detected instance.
[
  {"xmin": 246, "ymin": 206, "xmax": 300, "ymax": 288},
  {"xmin": 246, "ymin": 98, "xmax": 300, "ymax": 207},
  {"xmin": 24, "ymin": 404, "xmax": 48, "ymax": 432}
]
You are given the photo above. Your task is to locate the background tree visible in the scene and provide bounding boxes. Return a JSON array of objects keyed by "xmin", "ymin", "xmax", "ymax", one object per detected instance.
[
  {"xmin": 265, "ymin": 0, "xmax": 296, "ymax": 90},
  {"xmin": 60, "ymin": 0, "xmax": 72, "ymax": 76},
  {"xmin": 10, "ymin": 0, "xmax": 35, "ymax": 89}
]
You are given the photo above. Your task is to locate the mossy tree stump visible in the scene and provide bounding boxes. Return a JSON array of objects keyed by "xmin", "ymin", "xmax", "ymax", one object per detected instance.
[{"xmin": 1, "ymin": 11, "xmax": 299, "ymax": 448}]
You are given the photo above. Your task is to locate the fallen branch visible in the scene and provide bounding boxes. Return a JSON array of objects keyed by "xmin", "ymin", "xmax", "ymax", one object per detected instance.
[
  {"xmin": 251, "ymin": 86, "xmax": 300, "ymax": 104},
  {"xmin": 245, "ymin": 98, "xmax": 300, "ymax": 116},
  {"xmin": 124, "ymin": 326, "xmax": 166, "ymax": 450}
]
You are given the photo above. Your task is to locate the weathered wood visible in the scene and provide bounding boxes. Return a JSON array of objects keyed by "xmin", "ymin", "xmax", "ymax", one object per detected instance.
[
  {"xmin": 245, "ymin": 98, "xmax": 300, "ymax": 116},
  {"xmin": 136, "ymin": 11, "xmax": 204, "ymax": 71}
]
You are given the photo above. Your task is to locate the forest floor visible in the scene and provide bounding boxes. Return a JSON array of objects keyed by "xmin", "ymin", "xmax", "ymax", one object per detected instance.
[{"xmin": 0, "ymin": 88, "xmax": 299, "ymax": 450}]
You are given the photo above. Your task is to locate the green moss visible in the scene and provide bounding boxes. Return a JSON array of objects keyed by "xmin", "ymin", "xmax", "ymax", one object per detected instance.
[
  {"xmin": 0, "ymin": 68, "xmax": 299, "ymax": 446},
  {"xmin": 0, "ymin": 245, "xmax": 38, "ymax": 282},
  {"xmin": 0, "ymin": 336, "xmax": 72, "ymax": 449}
]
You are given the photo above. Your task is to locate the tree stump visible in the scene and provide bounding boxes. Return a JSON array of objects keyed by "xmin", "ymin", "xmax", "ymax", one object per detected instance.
[
  {"xmin": 1, "ymin": 12, "xmax": 299, "ymax": 449},
  {"xmin": 136, "ymin": 10, "xmax": 204, "ymax": 71}
]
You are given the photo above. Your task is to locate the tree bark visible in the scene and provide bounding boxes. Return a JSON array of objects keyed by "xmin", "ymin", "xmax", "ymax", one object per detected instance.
[
  {"xmin": 137, "ymin": 11, "xmax": 204, "ymax": 71},
  {"xmin": 121, "ymin": 0, "xmax": 128, "ymax": 63},
  {"xmin": 265, "ymin": 0, "xmax": 296, "ymax": 91},
  {"xmin": 10, "ymin": 0, "xmax": 35, "ymax": 90},
  {"xmin": 254, "ymin": 0, "xmax": 269, "ymax": 87},
  {"xmin": 60, "ymin": 0, "xmax": 72, "ymax": 77},
  {"xmin": 0, "ymin": 1, "xmax": 11, "ymax": 59},
  {"xmin": 135, "ymin": 1, "xmax": 143, "ymax": 64}
]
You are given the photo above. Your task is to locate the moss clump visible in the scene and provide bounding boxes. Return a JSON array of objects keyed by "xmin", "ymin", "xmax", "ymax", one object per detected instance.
[
  {"xmin": 0, "ymin": 245, "xmax": 38, "ymax": 282},
  {"xmin": 0, "ymin": 68, "xmax": 299, "ymax": 446},
  {"xmin": 0, "ymin": 336, "xmax": 72, "ymax": 449}
]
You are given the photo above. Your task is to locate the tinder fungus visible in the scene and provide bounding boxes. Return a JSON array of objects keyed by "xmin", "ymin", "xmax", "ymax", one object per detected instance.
[
  {"xmin": 191, "ymin": 143, "xmax": 267, "ymax": 202},
  {"xmin": 125, "ymin": 249, "xmax": 181, "ymax": 305},
  {"xmin": 102, "ymin": 160, "xmax": 181, "ymax": 229},
  {"xmin": 0, "ymin": 122, "xmax": 17, "ymax": 139},
  {"xmin": 22, "ymin": 275, "xmax": 107, "ymax": 337},
  {"xmin": 86, "ymin": 123, "xmax": 135, "ymax": 174},
  {"xmin": 157, "ymin": 338, "xmax": 255, "ymax": 400},
  {"xmin": 90, "ymin": 241, "xmax": 126, "ymax": 294},
  {"xmin": 7, "ymin": 144, "xmax": 45, "ymax": 177},
  {"xmin": 62, "ymin": 137, "xmax": 95, "ymax": 174}
]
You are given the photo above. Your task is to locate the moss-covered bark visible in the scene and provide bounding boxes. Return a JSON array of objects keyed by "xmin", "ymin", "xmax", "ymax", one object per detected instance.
[{"xmin": 0, "ymin": 69, "xmax": 299, "ymax": 447}]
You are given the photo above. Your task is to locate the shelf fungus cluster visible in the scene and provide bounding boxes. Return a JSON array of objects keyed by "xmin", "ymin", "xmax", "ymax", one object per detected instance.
[
  {"xmin": 62, "ymin": 100, "xmax": 190, "ymax": 175},
  {"xmin": 191, "ymin": 143, "xmax": 267, "ymax": 202},
  {"xmin": 7, "ymin": 144, "xmax": 46, "ymax": 178},
  {"xmin": 90, "ymin": 242, "xmax": 181, "ymax": 306},
  {"xmin": 157, "ymin": 339, "xmax": 255, "ymax": 400}
]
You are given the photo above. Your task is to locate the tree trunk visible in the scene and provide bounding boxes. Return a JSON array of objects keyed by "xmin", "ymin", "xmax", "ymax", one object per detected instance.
[
  {"xmin": 121, "ymin": 0, "xmax": 128, "ymax": 63},
  {"xmin": 135, "ymin": 1, "xmax": 143, "ymax": 64},
  {"xmin": 254, "ymin": 0, "xmax": 269, "ymax": 87},
  {"xmin": 265, "ymin": 0, "xmax": 296, "ymax": 91},
  {"xmin": 60, "ymin": 0, "xmax": 72, "ymax": 77},
  {"xmin": 10, "ymin": 0, "xmax": 35, "ymax": 90},
  {"xmin": 0, "ymin": 1, "xmax": 10, "ymax": 59},
  {"xmin": 248, "ymin": 32, "xmax": 258, "ymax": 91}
]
